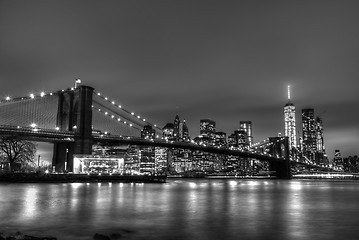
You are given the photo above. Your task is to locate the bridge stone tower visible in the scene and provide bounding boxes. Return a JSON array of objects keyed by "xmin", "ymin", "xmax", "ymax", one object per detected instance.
[
  {"xmin": 52, "ymin": 85, "xmax": 93, "ymax": 172},
  {"xmin": 268, "ymin": 136, "xmax": 291, "ymax": 179}
]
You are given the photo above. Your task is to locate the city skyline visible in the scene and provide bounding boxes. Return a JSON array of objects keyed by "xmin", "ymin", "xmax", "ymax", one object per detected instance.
[{"xmin": 1, "ymin": 1, "xmax": 358, "ymax": 160}]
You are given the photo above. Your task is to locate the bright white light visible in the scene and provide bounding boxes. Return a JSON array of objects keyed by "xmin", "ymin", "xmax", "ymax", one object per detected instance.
[
  {"xmin": 30, "ymin": 94, "xmax": 35, "ymax": 99},
  {"xmin": 130, "ymin": 124, "xmax": 133, "ymax": 127},
  {"xmin": 30, "ymin": 123, "xmax": 37, "ymax": 128},
  {"xmin": 124, "ymin": 121, "xmax": 126, "ymax": 124},
  {"xmin": 55, "ymin": 127, "xmax": 60, "ymax": 130},
  {"xmin": 105, "ymin": 97, "xmax": 108, "ymax": 100},
  {"xmin": 137, "ymin": 115, "xmax": 140, "ymax": 118},
  {"xmin": 288, "ymin": 85, "xmax": 291, "ymax": 100},
  {"xmin": 143, "ymin": 119, "xmax": 146, "ymax": 121},
  {"xmin": 40, "ymin": 92, "xmax": 45, "ymax": 97},
  {"xmin": 111, "ymin": 115, "xmax": 114, "ymax": 118},
  {"xmin": 5, "ymin": 96, "xmax": 11, "ymax": 101},
  {"xmin": 154, "ymin": 124, "xmax": 157, "ymax": 127},
  {"xmin": 44, "ymin": 170, "xmax": 49, "ymax": 174},
  {"xmin": 70, "ymin": 88, "xmax": 74, "ymax": 91},
  {"xmin": 118, "ymin": 105, "xmax": 121, "ymax": 108},
  {"xmin": 111, "ymin": 101, "xmax": 115, "ymax": 104},
  {"xmin": 131, "ymin": 112, "xmax": 134, "ymax": 115},
  {"xmin": 117, "ymin": 118, "xmax": 121, "ymax": 121},
  {"xmin": 105, "ymin": 112, "xmax": 108, "ymax": 115},
  {"xmin": 97, "ymin": 93, "xmax": 101, "ymax": 96},
  {"xmin": 91, "ymin": 105, "xmax": 94, "ymax": 108},
  {"xmin": 50, "ymin": 93, "xmax": 53, "ymax": 96},
  {"xmin": 104, "ymin": 131, "xmax": 108, "ymax": 134},
  {"xmin": 98, "ymin": 109, "xmax": 101, "ymax": 111},
  {"xmin": 73, "ymin": 125, "xmax": 77, "ymax": 129}
]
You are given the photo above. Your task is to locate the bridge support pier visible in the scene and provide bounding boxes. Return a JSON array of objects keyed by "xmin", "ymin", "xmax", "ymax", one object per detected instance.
[
  {"xmin": 52, "ymin": 85, "xmax": 93, "ymax": 172},
  {"xmin": 268, "ymin": 137, "xmax": 291, "ymax": 179}
]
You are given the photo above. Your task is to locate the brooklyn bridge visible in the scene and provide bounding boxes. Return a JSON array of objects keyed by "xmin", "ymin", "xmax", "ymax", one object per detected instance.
[{"xmin": 0, "ymin": 83, "xmax": 326, "ymax": 179}]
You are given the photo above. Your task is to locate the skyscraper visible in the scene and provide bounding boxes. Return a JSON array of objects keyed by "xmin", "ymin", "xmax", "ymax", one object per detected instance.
[
  {"xmin": 228, "ymin": 130, "xmax": 248, "ymax": 150},
  {"xmin": 214, "ymin": 131, "xmax": 227, "ymax": 148},
  {"xmin": 316, "ymin": 116, "xmax": 325, "ymax": 153},
  {"xmin": 200, "ymin": 119, "xmax": 216, "ymax": 139},
  {"xmin": 284, "ymin": 85, "xmax": 297, "ymax": 149},
  {"xmin": 173, "ymin": 115, "xmax": 180, "ymax": 140},
  {"xmin": 182, "ymin": 119, "xmax": 189, "ymax": 141},
  {"xmin": 239, "ymin": 121, "xmax": 252, "ymax": 146},
  {"xmin": 302, "ymin": 108, "xmax": 316, "ymax": 161}
]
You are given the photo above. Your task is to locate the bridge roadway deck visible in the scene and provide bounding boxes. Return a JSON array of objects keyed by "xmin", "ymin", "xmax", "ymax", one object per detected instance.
[
  {"xmin": 0, "ymin": 126, "xmax": 287, "ymax": 163},
  {"xmin": 94, "ymin": 135, "xmax": 287, "ymax": 163},
  {"xmin": 0, "ymin": 125, "xmax": 74, "ymax": 142}
]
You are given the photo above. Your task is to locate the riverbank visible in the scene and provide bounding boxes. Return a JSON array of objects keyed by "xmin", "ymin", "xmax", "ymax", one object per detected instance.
[{"xmin": 0, "ymin": 172, "xmax": 166, "ymax": 183}]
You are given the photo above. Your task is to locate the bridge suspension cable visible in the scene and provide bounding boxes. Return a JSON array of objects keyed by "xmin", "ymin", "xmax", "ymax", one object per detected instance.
[
  {"xmin": 0, "ymin": 93, "xmax": 59, "ymax": 130},
  {"xmin": 93, "ymin": 91, "xmax": 163, "ymax": 134}
]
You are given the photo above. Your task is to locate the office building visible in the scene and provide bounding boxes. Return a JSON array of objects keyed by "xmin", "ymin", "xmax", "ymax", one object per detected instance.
[
  {"xmin": 284, "ymin": 85, "xmax": 297, "ymax": 149},
  {"xmin": 200, "ymin": 119, "xmax": 216, "ymax": 141},
  {"xmin": 302, "ymin": 108, "xmax": 316, "ymax": 161},
  {"xmin": 239, "ymin": 121, "xmax": 253, "ymax": 146}
]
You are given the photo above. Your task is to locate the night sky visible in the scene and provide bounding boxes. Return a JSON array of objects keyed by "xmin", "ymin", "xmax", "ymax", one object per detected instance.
[{"xmin": 0, "ymin": 0, "xmax": 358, "ymax": 160}]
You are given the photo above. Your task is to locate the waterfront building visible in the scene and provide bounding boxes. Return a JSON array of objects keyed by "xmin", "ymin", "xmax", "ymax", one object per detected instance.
[
  {"xmin": 139, "ymin": 146, "xmax": 155, "ymax": 174},
  {"xmin": 226, "ymin": 130, "xmax": 250, "ymax": 173},
  {"xmin": 140, "ymin": 125, "xmax": 156, "ymax": 173},
  {"xmin": 125, "ymin": 146, "xmax": 141, "ymax": 174},
  {"xmin": 239, "ymin": 121, "xmax": 253, "ymax": 146},
  {"xmin": 343, "ymin": 155, "xmax": 359, "ymax": 172},
  {"xmin": 333, "ymin": 149, "xmax": 343, "ymax": 171},
  {"xmin": 284, "ymin": 85, "xmax": 297, "ymax": 149},
  {"xmin": 155, "ymin": 147, "xmax": 167, "ymax": 173},
  {"xmin": 302, "ymin": 108, "xmax": 316, "ymax": 161}
]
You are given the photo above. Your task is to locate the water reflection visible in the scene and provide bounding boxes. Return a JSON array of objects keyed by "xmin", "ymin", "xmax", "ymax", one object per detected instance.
[{"xmin": 1, "ymin": 180, "xmax": 359, "ymax": 239}]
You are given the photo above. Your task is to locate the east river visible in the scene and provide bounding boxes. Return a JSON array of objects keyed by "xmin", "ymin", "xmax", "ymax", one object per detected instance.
[{"xmin": 1, "ymin": 179, "xmax": 359, "ymax": 240}]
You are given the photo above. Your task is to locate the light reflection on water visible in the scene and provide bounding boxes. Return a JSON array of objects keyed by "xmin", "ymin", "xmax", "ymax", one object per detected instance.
[{"xmin": 1, "ymin": 180, "xmax": 359, "ymax": 240}]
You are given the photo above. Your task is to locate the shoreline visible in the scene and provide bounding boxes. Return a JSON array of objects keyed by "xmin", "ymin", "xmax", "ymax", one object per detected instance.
[{"xmin": 0, "ymin": 173, "xmax": 167, "ymax": 183}]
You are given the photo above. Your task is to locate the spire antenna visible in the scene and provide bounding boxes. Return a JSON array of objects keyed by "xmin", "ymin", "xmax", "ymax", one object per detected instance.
[{"xmin": 287, "ymin": 85, "xmax": 291, "ymax": 101}]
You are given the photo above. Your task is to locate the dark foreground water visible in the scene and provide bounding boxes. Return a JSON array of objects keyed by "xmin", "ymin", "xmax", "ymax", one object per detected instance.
[{"xmin": 1, "ymin": 179, "xmax": 359, "ymax": 240}]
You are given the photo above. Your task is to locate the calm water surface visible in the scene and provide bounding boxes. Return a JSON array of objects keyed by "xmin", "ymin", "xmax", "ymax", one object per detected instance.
[{"xmin": 1, "ymin": 179, "xmax": 359, "ymax": 240}]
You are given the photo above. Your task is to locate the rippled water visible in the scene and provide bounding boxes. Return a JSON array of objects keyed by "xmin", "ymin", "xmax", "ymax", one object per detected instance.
[{"xmin": 1, "ymin": 179, "xmax": 359, "ymax": 240}]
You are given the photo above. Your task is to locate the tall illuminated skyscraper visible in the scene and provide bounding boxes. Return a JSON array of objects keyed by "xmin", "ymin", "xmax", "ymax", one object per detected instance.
[
  {"xmin": 239, "ymin": 121, "xmax": 252, "ymax": 146},
  {"xmin": 284, "ymin": 85, "xmax": 297, "ymax": 149}
]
